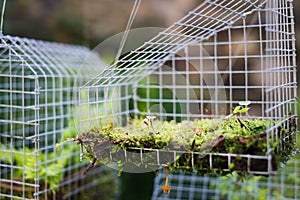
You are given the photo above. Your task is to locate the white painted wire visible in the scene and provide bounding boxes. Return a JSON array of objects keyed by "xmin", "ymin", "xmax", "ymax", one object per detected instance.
[
  {"xmin": 83, "ymin": 0, "xmax": 268, "ymax": 88},
  {"xmin": 0, "ymin": 0, "xmax": 6, "ymax": 35},
  {"xmin": 0, "ymin": 35, "xmax": 114, "ymax": 199},
  {"xmin": 115, "ymin": 0, "xmax": 141, "ymax": 62},
  {"xmin": 152, "ymin": 156, "xmax": 300, "ymax": 199}
]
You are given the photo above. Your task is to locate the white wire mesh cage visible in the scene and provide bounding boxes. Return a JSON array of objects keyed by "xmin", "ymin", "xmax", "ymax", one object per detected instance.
[
  {"xmin": 0, "ymin": 34, "xmax": 119, "ymax": 199},
  {"xmin": 78, "ymin": 0, "xmax": 297, "ymax": 177},
  {"xmin": 152, "ymin": 156, "xmax": 300, "ymax": 199}
]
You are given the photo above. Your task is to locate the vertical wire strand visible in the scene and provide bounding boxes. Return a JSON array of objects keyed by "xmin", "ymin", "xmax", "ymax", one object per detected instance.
[
  {"xmin": 115, "ymin": 0, "xmax": 141, "ymax": 62},
  {"xmin": 0, "ymin": 0, "xmax": 7, "ymax": 35}
]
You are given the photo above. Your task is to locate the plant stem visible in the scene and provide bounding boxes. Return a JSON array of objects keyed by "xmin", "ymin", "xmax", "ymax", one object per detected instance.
[
  {"xmin": 237, "ymin": 118, "xmax": 251, "ymax": 131},
  {"xmin": 149, "ymin": 119, "xmax": 155, "ymax": 133},
  {"xmin": 83, "ymin": 157, "xmax": 97, "ymax": 175}
]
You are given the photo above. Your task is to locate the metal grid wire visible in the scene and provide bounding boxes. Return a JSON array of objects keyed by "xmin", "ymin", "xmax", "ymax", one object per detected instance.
[
  {"xmin": 79, "ymin": 0, "xmax": 272, "ymax": 130},
  {"xmin": 135, "ymin": 0, "xmax": 297, "ymax": 121},
  {"xmin": 152, "ymin": 154, "xmax": 300, "ymax": 200},
  {"xmin": 0, "ymin": 35, "xmax": 119, "ymax": 199},
  {"xmin": 108, "ymin": 147, "xmax": 276, "ymax": 175},
  {"xmin": 79, "ymin": 0, "xmax": 297, "ymax": 175},
  {"xmin": 79, "ymin": 0, "xmax": 297, "ymax": 121},
  {"xmin": 83, "ymin": 0, "xmax": 268, "ymax": 87}
]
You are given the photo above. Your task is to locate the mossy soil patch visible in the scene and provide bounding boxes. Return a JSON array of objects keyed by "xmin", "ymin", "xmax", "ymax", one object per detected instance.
[{"xmin": 70, "ymin": 116, "xmax": 297, "ymax": 175}]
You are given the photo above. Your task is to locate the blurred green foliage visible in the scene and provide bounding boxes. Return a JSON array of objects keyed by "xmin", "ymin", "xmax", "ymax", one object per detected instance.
[{"xmin": 0, "ymin": 123, "xmax": 77, "ymax": 198}]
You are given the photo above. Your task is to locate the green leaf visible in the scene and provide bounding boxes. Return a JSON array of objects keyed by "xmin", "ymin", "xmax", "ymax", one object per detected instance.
[
  {"xmin": 239, "ymin": 101, "xmax": 251, "ymax": 106},
  {"xmin": 239, "ymin": 107, "xmax": 250, "ymax": 114},
  {"xmin": 233, "ymin": 106, "xmax": 250, "ymax": 114},
  {"xmin": 229, "ymin": 163, "xmax": 235, "ymax": 170},
  {"xmin": 233, "ymin": 106, "xmax": 242, "ymax": 114}
]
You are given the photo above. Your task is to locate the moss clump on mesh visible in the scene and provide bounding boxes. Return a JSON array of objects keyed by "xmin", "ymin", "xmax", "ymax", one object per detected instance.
[{"xmin": 71, "ymin": 115, "xmax": 296, "ymax": 175}]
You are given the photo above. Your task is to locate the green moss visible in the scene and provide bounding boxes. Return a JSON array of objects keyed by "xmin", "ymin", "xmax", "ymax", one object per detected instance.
[{"xmin": 74, "ymin": 116, "xmax": 296, "ymax": 176}]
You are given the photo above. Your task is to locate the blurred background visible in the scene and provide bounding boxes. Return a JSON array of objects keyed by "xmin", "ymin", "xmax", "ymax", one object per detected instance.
[
  {"xmin": 3, "ymin": 0, "xmax": 299, "ymax": 199},
  {"xmin": 5, "ymin": 0, "xmax": 197, "ymax": 46}
]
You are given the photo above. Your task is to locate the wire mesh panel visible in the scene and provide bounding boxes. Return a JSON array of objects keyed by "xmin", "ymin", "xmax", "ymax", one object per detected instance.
[
  {"xmin": 79, "ymin": 0, "xmax": 297, "ymax": 176},
  {"xmin": 152, "ymin": 156, "xmax": 300, "ymax": 199},
  {"xmin": 0, "ymin": 35, "xmax": 119, "ymax": 199},
  {"xmin": 152, "ymin": 155, "xmax": 300, "ymax": 200},
  {"xmin": 79, "ymin": 0, "xmax": 271, "ymax": 129},
  {"xmin": 135, "ymin": 0, "xmax": 297, "ymax": 123}
]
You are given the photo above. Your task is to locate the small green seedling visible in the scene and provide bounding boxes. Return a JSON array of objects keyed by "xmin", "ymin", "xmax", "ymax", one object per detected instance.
[
  {"xmin": 227, "ymin": 101, "xmax": 251, "ymax": 130},
  {"xmin": 226, "ymin": 101, "xmax": 251, "ymax": 118},
  {"xmin": 233, "ymin": 101, "xmax": 251, "ymax": 115},
  {"xmin": 234, "ymin": 101, "xmax": 251, "ymax": 114}
]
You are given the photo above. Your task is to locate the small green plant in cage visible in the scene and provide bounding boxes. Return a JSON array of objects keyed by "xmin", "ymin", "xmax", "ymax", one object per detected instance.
[
  {"xmin": 0, "ymin": 144, "xmax": 67, "ymax": 197},
  {"xmin": 0, "ymin": 122, "xmax": 80, "ymax": 195}
]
